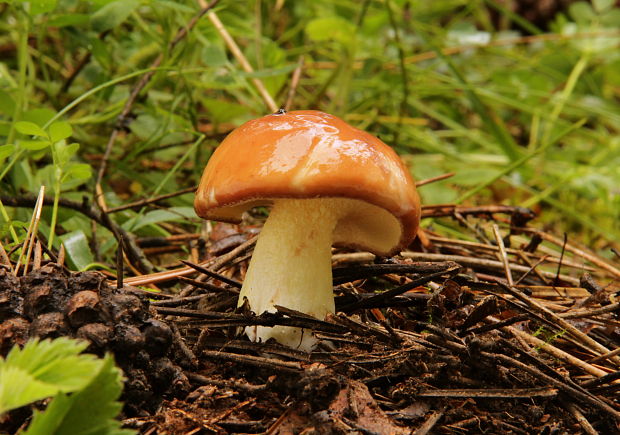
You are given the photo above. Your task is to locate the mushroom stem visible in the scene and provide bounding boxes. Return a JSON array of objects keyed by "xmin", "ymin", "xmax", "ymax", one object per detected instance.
[{"xmin": 239, "ymin": 198, "xmax": 342, "ymax": 350}]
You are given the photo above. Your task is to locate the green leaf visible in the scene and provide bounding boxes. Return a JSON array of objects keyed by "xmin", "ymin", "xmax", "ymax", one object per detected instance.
[
  {"xmin": 62, "ymin": 163, "xmax": 92, "ymax": 183},
  {"xmin": 451, "ymin": 167, "xmax": 503, "ymax": 187},
  {"xmin": 592, "ymin": 0, "xmax": 614, "ymax": 13},
  {"xmin": 0, "ymin": 338, "xmax": 101, "ymax": 414},
  {"xmin": 59, "ymin": 230, "xmax": 94, "ymax": 271},
  {"xmin": 0, "ymin": 366, "xmax": 60, "ymax": 414},
  {"xmin": 305, "ymin": 16, "xmax": 356, "ymax": 48},
  {"xmin": 0, "ymin": 144, "xmax": 15, "ymax": 163},
  {"xmin": 22, "ymin": 108, "xmax": 56, "ymax": 126},
  {"xmin": 18, "ymin": 139, "xmax": 50, "ymax": 151},
  {"xmin": 24, "ymin": 0, "xmax": 58, "ymax": 15},
  {"xmin": 90, "ymin": 0, "xmax": 140, "ymax": 33},
  {"xmin": 55, "ymin": 142, "xmax": 80, "ymax": 166},
  {"xmin": 123, "ymin": 207, "xmax": 196, "ymax": 231},
  {"xmin": 240, "ymin": 64, "xmax": 297, "ymax": 79},
  {"xmin": 47, "ymin": 13, "xmax": 90, "ymax": 27},
  {"xmin": 0, "ymin": 90, "xmax": 16, "ymax": 115},
  {"xmin": 601, "ymin": 8, "xmax": 620, "ymax": 26},
  {"xmin": 14, "ymin": 121, "xmax": 48, "ymax": 138},
  {"xmin": 569, "ymin": 2, "xmax": 595, "ymax": 24},
  {"xmin": 201, "ymin": 98, "xmax": 248, "ymax": 123},
  {"xmin": 49, "ymin": 121, "xmax": 73, "ymax": 143},
  {"xmin": 24, "ymin": 354, "xmax": 134, "ymax": 435},
  {"xmin": 90, "ymin": 37, "xmax": 112, "ymax": 70}
]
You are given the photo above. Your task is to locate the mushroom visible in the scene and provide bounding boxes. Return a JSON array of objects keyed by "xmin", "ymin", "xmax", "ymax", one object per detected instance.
[{"xmin": 194, "ymin": 110, "xmax": 420, "ymax": 350}]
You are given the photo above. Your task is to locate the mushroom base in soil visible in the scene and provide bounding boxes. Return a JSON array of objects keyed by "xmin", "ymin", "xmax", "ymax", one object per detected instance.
[{"xmin": 239, "ymin": 197, "xmax": 402, "ymax": 351}]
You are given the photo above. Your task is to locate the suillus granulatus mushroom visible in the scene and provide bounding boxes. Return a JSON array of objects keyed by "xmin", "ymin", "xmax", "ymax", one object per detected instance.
[{"xmin": 194, "ymin": 110, "xmax": 420, "ymax": 350}]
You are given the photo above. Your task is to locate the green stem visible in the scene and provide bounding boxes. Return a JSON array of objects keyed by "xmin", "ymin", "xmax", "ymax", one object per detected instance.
[
  {"xmin": 2, "ymin": 9, "xmax": 29, "ymax": 244},
  {"xmin": 48, "ymin": 144, "xmax": 62, "ymax": 248},
  {"xmin": 539, "ymin": 54, "xmax": 589, "ymax": 148},
  {"xmin": 48, "ymin": 179, "xmax": 61, "ymax": 249},
  {"xmin": 0, "ymin": 200, "xmax": 19, "ymax": 243},
  {"xmin": 0, "ymin": 149, "xmax": 25, "ymax": 182},
  {"xmin": 6, "ymin": 10, "xmax": 29, "ymax": 145}
]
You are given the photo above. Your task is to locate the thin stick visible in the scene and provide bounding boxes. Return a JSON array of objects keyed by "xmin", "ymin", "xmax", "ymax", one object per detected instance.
[
  {"xmin": 553, "ymin": 233, "xmax": 568, "ymax": 286},
  {"xmin": 428, "ymin": 235, "xmax": 592, "ymax": 270},
  {"xmin": 33, "ymin": 240, "xmax": 42, "ymax": 270},
  {"xmin": 504, "ymin": 323, "xmax": 609, "ymax": 378},
  {"xmin": 415, "ymin": 387, "xmax": 557, "ymax": 398},
  {"xmin": 587, "ymin": 346, "xmax": 620, "ymax": 365},
  {"xmin": 57, "ymin": 244, "xmax": 65, "ymax": 267},
  {"xmin": 559, "ymin": 303, "xmax": 620, "ymax": 319},
  {"xmin": 339, "ymin": 265, "xmax": 461, "ymax": 312},
  {"xmin": 284, "ymin": 56, "xmax": 304, "ymax": 111},
  {"xmin": 522, "ymin": 228, "xmax": 620, "ymax": 279},
  {"xmin": 499, "ymin": 283, "xmax": 620, "ymax": 365},
  {"xmin": 107, "ymin": 186, "xmax": 196, "ymax": 213},
  {"xmin": 15, "ymin": 186, "xmax": 45, "ymax": 276},
  {"xmin": 206, "ymin": 10, "xmax": 278, "ymax": 112},
  {"xmin": 121, "ymin": 234, "xmax": 257, "ymax": 287},
  {"xmin": 492, "ymin": 224, "xmax": 513, "ymax": 286},
  {"xmin": 415, "ymin": 172, "xmax": 455, "ymax": 187},
  {"xmin": 0, "ymin": 240, "xmax": 13, "ymax": 274},
  {"xmin": 201, "ymin": 349, "xmax": 302, "ymax": 372},
  {"xmin": 332, "ymin": 251, "xmax": 581, "ymax": 285},
  {"xmin": 116, "ymin": 236, "xmax": 124, "ymax": 289},
  {"xmin": 179, "ymin": 259, "xmax": 242, "ymax": 288},
  {"xmin": 412, "ymin": 410, "xmax": 444, "ymax": 435},
  {"xmin": 513, "ymin": 252, "xmax": 550, "ymax": 286},
  {"xmin": 564, "ymin": 402, "xmax": 598, "ymax": 435},
  {"xmin": 482, "ymin": 351, "xmax": 620, "ymax": 420}
]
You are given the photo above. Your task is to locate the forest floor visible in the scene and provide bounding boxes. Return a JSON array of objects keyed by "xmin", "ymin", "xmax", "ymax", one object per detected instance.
[{"xmin": 1, "ymin": 203, "xmax": 620, "ymax": 434}]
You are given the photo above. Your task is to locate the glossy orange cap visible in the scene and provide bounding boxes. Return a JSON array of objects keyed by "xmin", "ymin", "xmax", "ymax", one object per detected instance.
[{"xmin": 194, "ymin": 110, "xmax": 421, "ymax": 255}]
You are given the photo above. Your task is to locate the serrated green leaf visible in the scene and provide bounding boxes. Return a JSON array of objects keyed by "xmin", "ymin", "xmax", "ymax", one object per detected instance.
[
  {"xmin": 0, "ymin": 338, "xmax": 101, "ymax": 414},
  {"xmin": 24, "ymin": 355, "xmax": 134, "ymax": 435},
  {"xmin": 49, "ymin": 121, "xmax": 72, "ymax": 143},
  {"xmin": 90, "ymin": 0, "xmax": 140, "ymax": 33},
  {"xmin": 59, "ymin": 230, "xmax": 94, "ymax": 271},
  {"xmin": 0, "ymin": 366, "xmax": 60, "ymax": 414},
  {"xmin": 14, "ymin": 121, "xmax": 48, "ymax": 138}
]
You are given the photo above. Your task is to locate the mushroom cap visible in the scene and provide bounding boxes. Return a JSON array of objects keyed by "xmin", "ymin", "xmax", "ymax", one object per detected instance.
[{"xmin": 194, "ymin": 110, "xmax": 421, "ymax": 255}]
